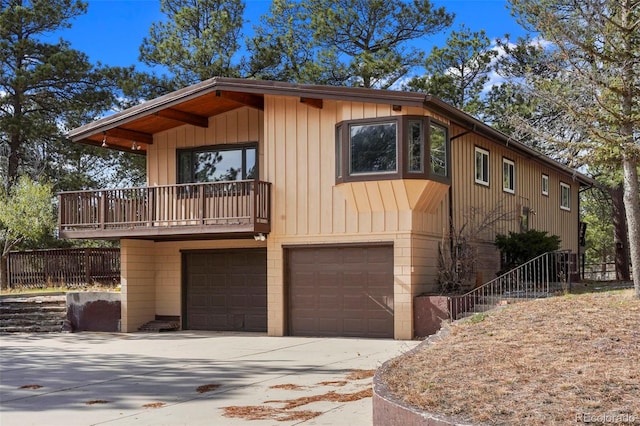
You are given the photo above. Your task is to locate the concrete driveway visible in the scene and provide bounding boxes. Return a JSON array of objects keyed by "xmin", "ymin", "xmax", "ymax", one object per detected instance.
[{"xmin": 0, "ymin": 332, "xmax": 417, "ymax": 426}]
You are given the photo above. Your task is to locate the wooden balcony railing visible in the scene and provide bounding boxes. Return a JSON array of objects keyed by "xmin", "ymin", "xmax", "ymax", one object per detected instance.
[{"xmin": 58, "ymin": 181, "xmax": 271, "ymax": 239}]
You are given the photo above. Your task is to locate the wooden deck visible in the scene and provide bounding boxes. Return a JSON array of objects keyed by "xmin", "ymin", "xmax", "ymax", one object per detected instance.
[{"xmin": 58, "ymin": 180, "xmax": 271, "ymax": 240}]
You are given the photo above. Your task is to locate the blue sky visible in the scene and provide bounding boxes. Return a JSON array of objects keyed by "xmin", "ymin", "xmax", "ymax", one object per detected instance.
[{"xmin": 45, "ymin": 0, "xmax": 528, "ymax": 74}]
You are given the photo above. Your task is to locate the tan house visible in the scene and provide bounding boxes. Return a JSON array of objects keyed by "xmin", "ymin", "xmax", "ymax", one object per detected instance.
[{"xmin": 60, "ymin": 78, "xmax": 592, "ymax": 339}]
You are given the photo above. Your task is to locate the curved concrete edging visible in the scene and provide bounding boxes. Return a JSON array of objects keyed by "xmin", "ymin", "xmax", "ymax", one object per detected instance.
[{"xmin": 373, "ymin": 328, "xmax": 474, "ymax": 426}]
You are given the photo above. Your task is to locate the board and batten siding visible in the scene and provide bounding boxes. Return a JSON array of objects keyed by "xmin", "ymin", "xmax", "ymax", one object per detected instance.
[
  {"xmin": 262, "ymin": 96, "xmax": 452, "ymax": 338},
  {"xmin": 263, "ymin": 96, "xmax": 450, "ymax": 238},
  {"xmin": 450, "ymin": 123, "xmax": 580, "ymax": 255},
  {"xmin": 147, "ymin": 107, "xmax": 263, "ymax": 186}
]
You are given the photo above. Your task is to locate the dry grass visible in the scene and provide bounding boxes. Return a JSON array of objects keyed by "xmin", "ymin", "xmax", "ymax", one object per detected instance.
[{"xmin": 380, "ymin": 290, "xmax": 640, "ymax": 425}]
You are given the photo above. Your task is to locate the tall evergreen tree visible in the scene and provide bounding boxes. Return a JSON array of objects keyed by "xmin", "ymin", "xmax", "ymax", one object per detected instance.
[
  {"xmin": 405, "ymin": 25, "xmax": 497, "ymax": 116},
  {"xmin": 506, "ymin": 0, "xmax": 640, "ymax": 296},
  {"xmin": 139, "ymin": 0, "xmax": 244, "ymax": 86},
  {"xmin": 0, "ymin": 0, "xmax": 116, "ymax": 192},
  {"xmin": 247, "ymin": 0, "xmax": 454, "ymax": 88}
]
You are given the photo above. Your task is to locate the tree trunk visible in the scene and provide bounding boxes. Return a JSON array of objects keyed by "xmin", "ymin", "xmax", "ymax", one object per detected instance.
[
  {"xmin": 0, "ymin": 254, "xmax": 9, "ymax": 290},
  {"xmin": 610, "ymin": 184, "xmax": 631, "ymax": 281},
  {"xmin": 622, "ymin": 157, "xmax": 640, "ymax": 298}
]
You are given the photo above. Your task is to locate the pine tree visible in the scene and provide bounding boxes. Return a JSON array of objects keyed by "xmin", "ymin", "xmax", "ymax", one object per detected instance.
[{"xmin": 506, "ymin": 0, "xmax": 640, "ymax": 296}]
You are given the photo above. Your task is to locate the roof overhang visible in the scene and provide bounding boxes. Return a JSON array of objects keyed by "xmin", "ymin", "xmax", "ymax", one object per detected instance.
[{"xmin": 68, "ymin": 77, "xmax": 595, "ymax": 186}]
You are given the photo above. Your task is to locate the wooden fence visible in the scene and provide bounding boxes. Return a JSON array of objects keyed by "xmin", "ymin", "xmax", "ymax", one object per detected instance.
[{"xmin": 7, "ymin": 248, "xmax": 120, "ymax": 288}]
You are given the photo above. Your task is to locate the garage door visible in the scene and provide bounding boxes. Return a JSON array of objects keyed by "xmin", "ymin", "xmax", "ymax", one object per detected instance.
[
  {"xmin": 183, "ymin": 249, "xmax": 266, "ymax": 332},
  {"xmin": 287, "ymin": 245, "xmax": 394, "ymax": 338}
]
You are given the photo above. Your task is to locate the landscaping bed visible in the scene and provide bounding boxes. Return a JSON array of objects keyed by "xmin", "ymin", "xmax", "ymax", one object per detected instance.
[{"xmin": 379, "ymin": 289, "xmax": 639, "ymax": 425}]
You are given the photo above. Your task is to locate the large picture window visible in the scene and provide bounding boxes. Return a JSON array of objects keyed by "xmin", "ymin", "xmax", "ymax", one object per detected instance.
[
  {"xmin": 336, "ymin": 116, "xmax": 449, "ymax": 183},
  {"xmin": 178, "ymin": 144, "xmax": 257, "ymax": 184},
  {"xmin": 350, "ymin": 121, "xmax": 397, "ymax": 174}
]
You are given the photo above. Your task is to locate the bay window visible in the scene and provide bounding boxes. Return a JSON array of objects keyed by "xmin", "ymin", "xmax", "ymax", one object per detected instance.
[{"xmin": 336, "ymin": 116, "xmax": 449, "ymax": 183}]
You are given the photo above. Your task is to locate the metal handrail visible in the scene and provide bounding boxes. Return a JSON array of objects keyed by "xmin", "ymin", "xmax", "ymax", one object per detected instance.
[{"xmin": 448, "ymin": 250, "xmax": 573, "ymax": 320}]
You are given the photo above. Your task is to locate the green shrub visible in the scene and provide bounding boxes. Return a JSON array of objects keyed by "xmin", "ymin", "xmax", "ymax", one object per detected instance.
[{"xmin": 495, "ymin": 230, "xmax": 561, "ymax": 274}]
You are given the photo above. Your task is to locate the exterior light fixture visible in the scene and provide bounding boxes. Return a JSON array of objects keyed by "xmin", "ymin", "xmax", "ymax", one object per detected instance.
[
  {"xmin": 253, "ymin": 233, "xmax": 266, "ymax": 241},
  {"xmin": 101, "ymin": 132, "xmax": 108, "ymax": 147},
  {"xmin": 132, "ymin": 141, "xmax": 139, "ymax": 151}
]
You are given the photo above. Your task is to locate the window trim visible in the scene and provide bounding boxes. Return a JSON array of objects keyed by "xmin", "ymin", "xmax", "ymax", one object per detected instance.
[
  {"xmin": 502, "ymin": 157, "xmax": 515, "ymax": 194},
  {"xmin": 560, "ymin": 182, "xmax": 571, "ymax": 211},
  {"xmin": 474, "ymin": 147, "xmax": 490, "ymax": 186},
  {"xmin": 176, "ymin": 142, "xmax": 259, "ymax": 184},
  {"xmin": 335, "ymin": 116, "xmax": 450, "ymax": 184},
  {"xmin": 541, "ymin": 174, "xmax": 549, "ymax": 196}
]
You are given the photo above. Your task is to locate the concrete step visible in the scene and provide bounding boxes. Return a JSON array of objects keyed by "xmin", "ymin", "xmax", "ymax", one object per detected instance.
[
  {"xmin": 0, "ymin": 305, "xmax": 67, "ymax": 314},
  {"xmin": 0, "ymin": 295, "xmax": 67, "ymax": 333}
]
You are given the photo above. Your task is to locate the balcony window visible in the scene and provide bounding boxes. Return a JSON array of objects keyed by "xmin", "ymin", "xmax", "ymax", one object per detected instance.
[
  {"xmin": 178, "ymin": 144, "xmax": 257, "ymax": 184},
  {"xmin": 336, "ymin": 116, "xmax": 449, "ymax": 183}
]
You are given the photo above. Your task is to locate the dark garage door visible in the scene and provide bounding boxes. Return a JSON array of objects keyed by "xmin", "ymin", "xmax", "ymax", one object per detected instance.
[
  {"xmin": 287, "ymin": 245, "xmax": 394, "ymax": 338},
  {"xmin": 183, "ymin": 249, "xmax": 267, "ymax": 331}
]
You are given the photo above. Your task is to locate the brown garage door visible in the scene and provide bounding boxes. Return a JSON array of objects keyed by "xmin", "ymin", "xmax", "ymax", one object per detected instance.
[
  {"xmin": 183, "ymin": 249, "xmax": 266, "ymax": 332},
  {"xmin": 287, "ymin": 245, "xmax": 394, "ymax": 338}
]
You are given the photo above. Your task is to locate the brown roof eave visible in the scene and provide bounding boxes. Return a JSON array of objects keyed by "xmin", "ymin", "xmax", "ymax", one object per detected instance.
[{"xmin": 67, "ymin": 77, "xmax": 429, "ymax": 142}]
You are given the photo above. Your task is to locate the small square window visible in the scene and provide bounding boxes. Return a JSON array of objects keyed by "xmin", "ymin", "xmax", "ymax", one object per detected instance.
[
  {"xmin": 503, "ymin": 158, "xmax": 515, "ymax": 194},
  {"xmin": 542, "ymin": 174, "xmax": 549, "ymax": 196},
  {"xmin": 560, "ymin": 182, "xmax": 571, "ymax": 211},
  {"xmin": 475, "ymin": 147, "xmax": 490, "ymax": 186}
]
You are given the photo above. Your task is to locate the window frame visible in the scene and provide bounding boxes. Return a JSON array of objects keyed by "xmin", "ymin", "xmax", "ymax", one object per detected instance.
[
  {"xmin": 502, "ymin": 157, "xmax": 515, "ymax": 194},
  {"xmin": 428, "ymin": 121, "xmax": 449, "ymax": 181},
  {"xmin": 541, "ymin": 174, "xmax": 549, "ymax": 196},
  {"xmin": 560, "ymin": 182, "xmax": 571, "ymax": 211},
  {"xmin": 176, "ymin": 143, "xmax": 259, "ymax": 184},
  {"xmin": 474, "ymin": 147, "xmax": 490, "ymax": 186},
  {"xmin": 335, "ymin": 116, "xmax": 450, "ymax": 184}
]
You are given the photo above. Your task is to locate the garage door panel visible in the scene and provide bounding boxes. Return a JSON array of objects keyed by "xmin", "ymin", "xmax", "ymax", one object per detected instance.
[
  {"xmin": 185, "ymin": 249, "xmax": 267, "ymax": 332},
  {"xmin": 288, "ymin": 245, "xmax": 394, "ymax": 338}
]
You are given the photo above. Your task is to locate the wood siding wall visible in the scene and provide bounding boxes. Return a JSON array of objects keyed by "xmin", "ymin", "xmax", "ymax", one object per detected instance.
[
  {"xmin": 147, "ymin": 107, "xmax": 263, "ymax": 186},
  {"xmin": 450, "ymin": 123, "xmax": 580, "ymax": 255}
]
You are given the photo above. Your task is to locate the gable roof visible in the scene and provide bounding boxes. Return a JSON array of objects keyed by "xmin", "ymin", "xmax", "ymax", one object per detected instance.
[{"xmin": 68, "ymin": 77, "xmax": 594, "ymax": 186}]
